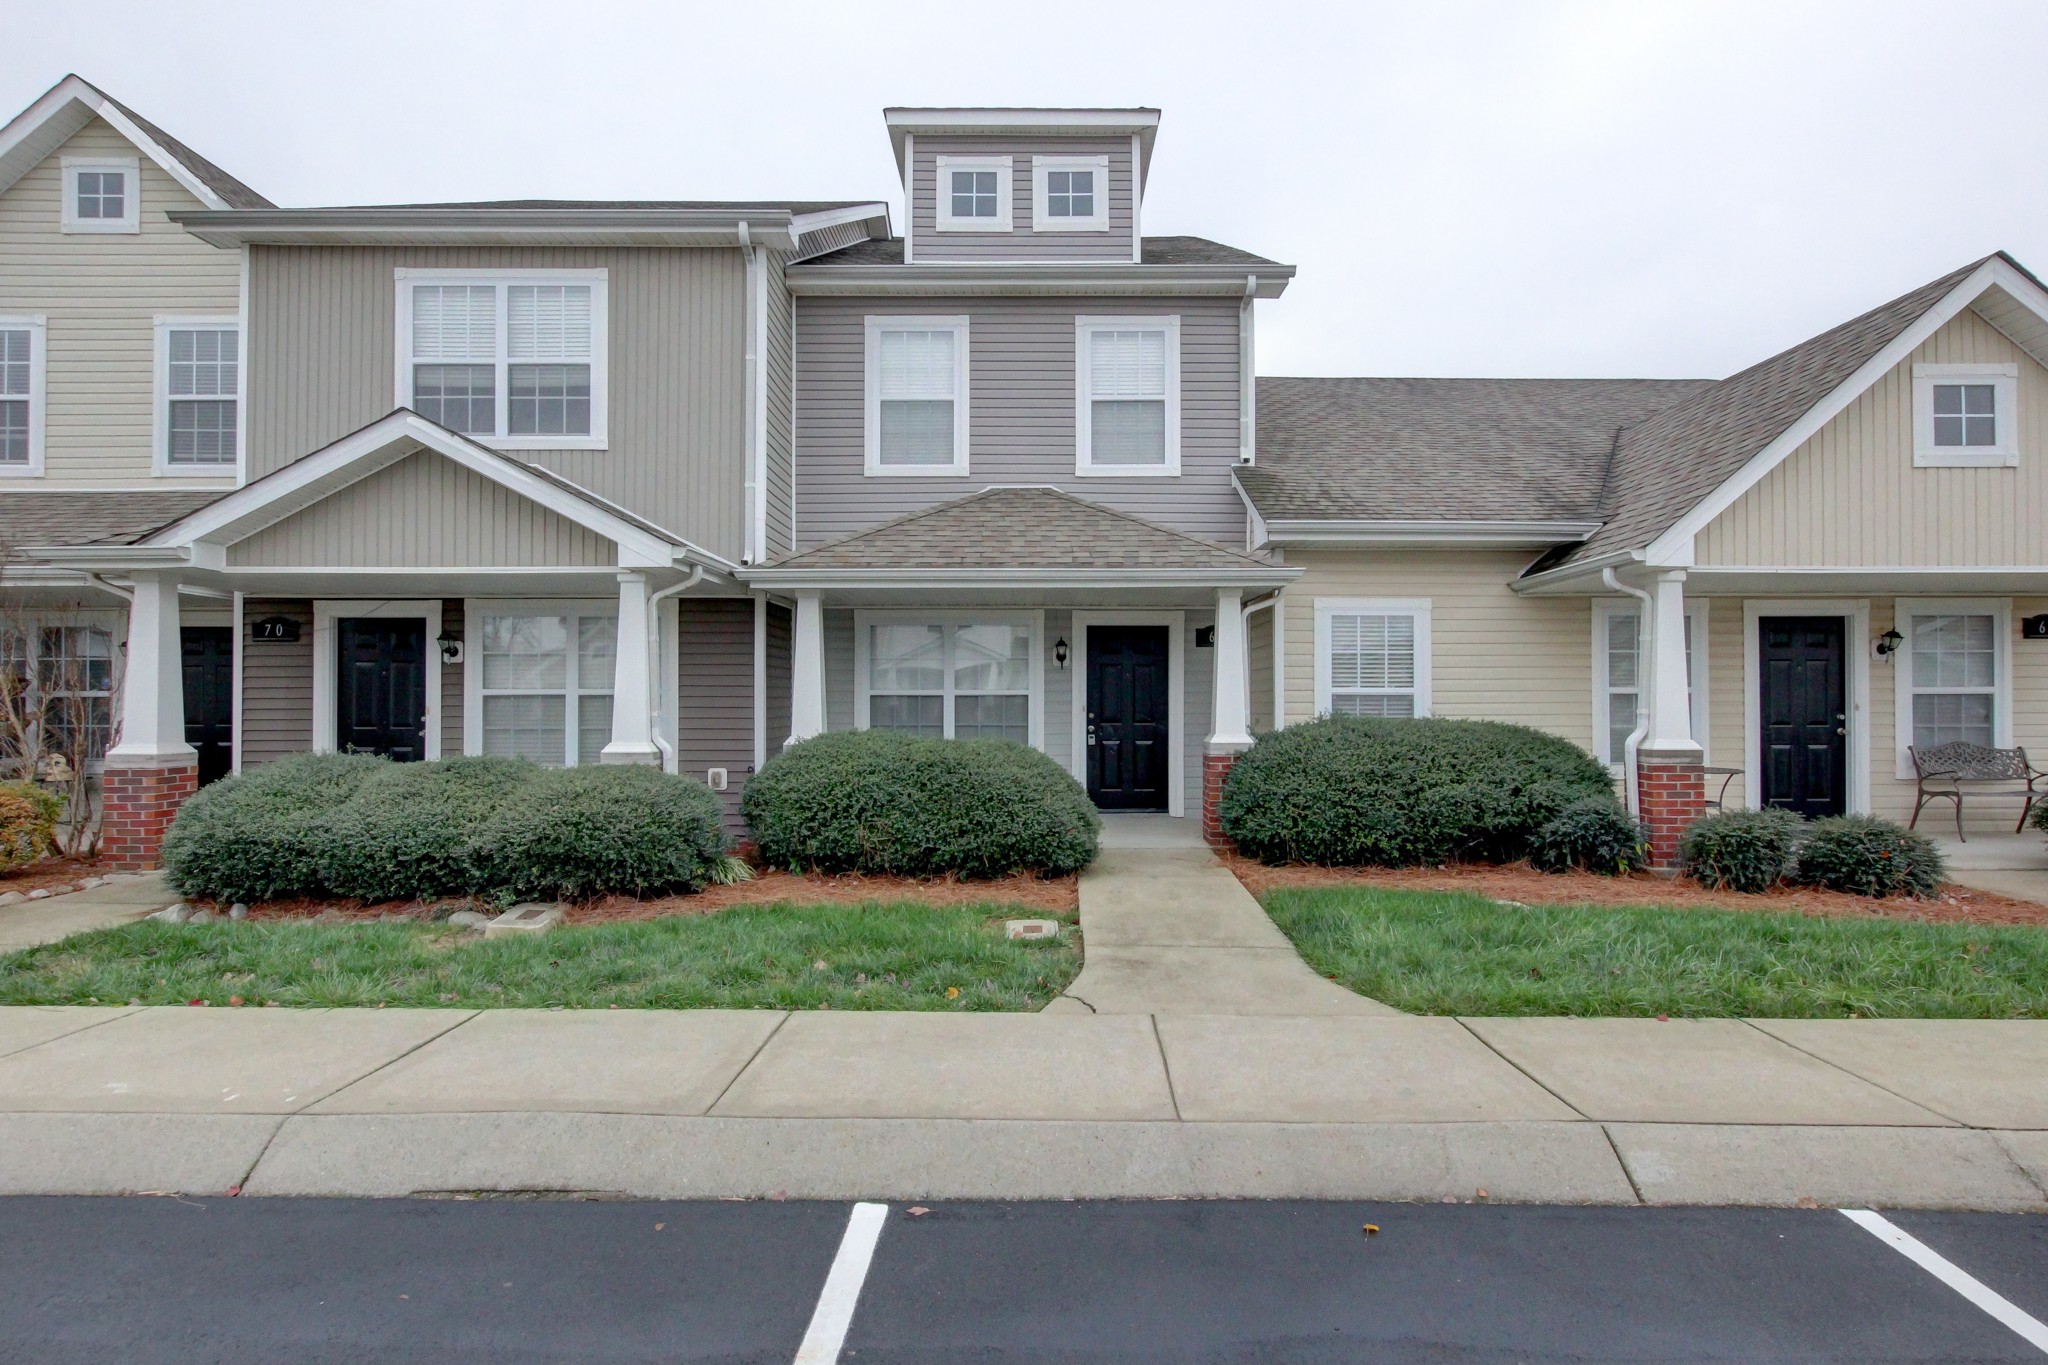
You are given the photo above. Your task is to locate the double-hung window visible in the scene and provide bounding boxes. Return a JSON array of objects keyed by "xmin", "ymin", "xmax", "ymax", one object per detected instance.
[
  {"xmin": 1913, "ymin": 363, "xmax": 2018, "ymax": 467},
  {"xmin": 61, "ymin": 158, "xmax": 139, "ymax": 233},
  {"xmin": 861, "ymin": 617, "xmax": 1037, "ymax": 744},
  {"xmin": 1075, "ymin": 316, "xmax": 1180, "ymax": 475},
  {"xmin": 1900, "ymin": 602, "xmax": 2008, "ymax": 762},
  {"xmin": 863, "ymin": 316, "xmax": 969, "ymax": 475},
  {"xmin": 0, "ymin": 317, "xmax": 43, "ymax": 474},
  {"xmin": 934, "ymin": 155, "xmax": 1013, "ymax": 232},
  {"xmin": 2, "ymin": 624, "xmax": 116, "ymax": 764},
  {"xmin": 1593, "ymin": 600, "xmax": 1706, "ymax": 769},
  {"xmin": 475, "ymin": 609, "xmax": 617, "ymax": 766},
  {"xmin": 1033, "ymin": 156, "xmax": 1110, "ymax": 231},
  {"xmin": 154, "ymin": 318, "xmax": 239, "ymax": 473},
  {"xmin": 396, "ymin": 272, "xmax": 608, "ymax": 448},
  {"xmin": 1316, "ymin": 599, "xmax": 1431, "ymax": 718}
]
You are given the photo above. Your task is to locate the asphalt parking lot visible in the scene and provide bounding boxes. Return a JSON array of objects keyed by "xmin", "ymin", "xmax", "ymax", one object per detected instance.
[{"xmin": 2, "ymin": 1196, "xmax": 2043, "ymax": 1363}]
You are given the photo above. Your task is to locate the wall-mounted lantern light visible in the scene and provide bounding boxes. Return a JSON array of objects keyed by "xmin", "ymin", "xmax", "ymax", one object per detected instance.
[
  {"xmin": 1053, "ymin": 636, "xmax": 1069, "ymax": 670},
  {"xmin": 437, "ymin": 631, "xmax": 465, "ymax": 665},
  {"xmin": 1875, "ymin": 628, "xmax": 1904, "ymax": 659}
]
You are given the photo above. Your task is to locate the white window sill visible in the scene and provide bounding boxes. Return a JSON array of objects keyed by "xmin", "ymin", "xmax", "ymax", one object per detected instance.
[
  {"xmin": 478, "ymin": 436, "xmax": 609, "ymax": 453},
  {"xmin": 1074, "ymin": 463, "xmax": 1180, "ymax": 478},
  {"xmin": 1912, "ymin": 449, "xmax": 2017, "ymax": 468},
  {"xmin": 155, "ymin": 463, "xmax": 239, "ymax": 479},
  {"xmin": 0, "ymin": 465, "xmax": 43, "ymax": 478},
  {"xmin": 59, "ymin": 222, "xmax": 139, "ymax": 236},
  {"xmin": 933, "ymin": 222, "xmax": 1014, "ymax": 234},
  {"xmin": 863, "ymin": 463, "xmax": 970, "ymax": 478}
]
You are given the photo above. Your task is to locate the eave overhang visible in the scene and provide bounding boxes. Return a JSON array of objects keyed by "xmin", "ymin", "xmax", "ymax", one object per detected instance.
[
  {"xmin": 784, "ymin": 262, "xmax": 1294, "ymax": 298},
  {"xmin": 165, "ymin": 206, "xmax": 874, "ymax": 251},
  {"xmin": 741, "ymin": 565, "xmax": 1300, "ymax": 591},
  {"xmin": 1260, "ymin": 518, "xmax": 1602, "ymax": 549},
  {"xmin": 883, "ymin": 108, "xmax": 1161, "ymax": 187}
]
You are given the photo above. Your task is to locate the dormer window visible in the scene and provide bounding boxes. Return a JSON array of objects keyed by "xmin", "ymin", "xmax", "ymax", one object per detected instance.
[
  {"xmin": 60, "ymin": 157, "xmax": 140, "ymax": 234},
  {"xmin": 934, "ymin": 156, "xmax": 1012, "ymax": 232},
  {"xmin": 1914, "ymin": 363, "xmax": 2017, "ymax": 467},
  {"xmin": 1033, "ymin": 156, "xmax": 1110, "ymax": 231}
]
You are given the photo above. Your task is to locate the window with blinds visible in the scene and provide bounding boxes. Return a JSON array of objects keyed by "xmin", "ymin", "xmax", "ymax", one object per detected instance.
[
  {"xmin": 1076, "ymin": 316, "xmax": 1179, "ymax": 474},
  {"xmin": 0, "ymin": 327, "xmax": 32, "ymax": 467},
  {"xmin": 1909, "ymin": 612, "xmax": 1997, "ymax": 749},
  {"xmin": 165, "ymin": 328, "xmax": 238, "ymax": 465},
  {"xmin": 864, "ymin": 619, "xmax": 1033, "ymax": 743},
  {"xmin": 478, "ymin": 611, "xmax": 617, "ymax": 766},
  {"xmin": 865, "ymin": 316, "xmax": 968, "ymax": 474},
  {"xmin": 1326, "ymin": 613, "xmax": 1418, "ymax": 717},
  {"xmin": 398, "ymin": 274, "xmax": 606, "ymax": 446}
]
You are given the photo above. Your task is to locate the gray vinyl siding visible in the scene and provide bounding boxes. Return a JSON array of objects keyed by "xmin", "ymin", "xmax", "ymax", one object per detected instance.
[
  {"xmin": 765, "ymin": 600, "xmax": 792, "ymax": 754},
  {"xmin": 793, "ymin": 294, "xmax": 1244, "ymax": 548},
  {"xmin": 1182, "ymin": 609, "xmax": 1215, "ymax": 816},
  {"xmin": 439, "ymin": 598, "xmax": 463, "ymax": 758},
  {"xmin": 909, "ymin": 136, "xmax": 1135, "ymax": 263},
  {"xmin": 1248, "ymin": 605, "xmax": 1274, "ymax": 733},
  {"xmin": 246, "ymin": 244, "xmax": 748, "ymax": 562},
  {"xmin": 228, "ymin": 450, "xmax": 619, "ymax": 567},
  {"xmin": 763, "ymin": 252, "xmax": 796, "ymax": 559},
  {"xmin": 824, "ymin": 608, "xmax": 855, "ymax": 734},
  {"xmin": 1042, "ymin": 609, "xmax": 1073, "ymax": 774},
  {"xmin": 676, "ymin": 597, "xmax": 755, "ymax": 831},
  {"xmin": 240, "ymin": 598, "xmax": 312, "ymax": 765}
]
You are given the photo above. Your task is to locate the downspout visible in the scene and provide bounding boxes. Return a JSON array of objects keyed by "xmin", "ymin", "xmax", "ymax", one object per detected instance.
[
  {"xmin": 1602, "ymin": 566, "xmax": 1652, "ymax": 817},
  {"xmin": 645, "ymin": 565, "xmax": 707, "ymax": 772},
  {"xmin": 84, "ymin": 573, "xmax": 133, "ymax": 602},
  {"xmin": 1239, "ymin": 275, "xmax": 1258, "ymax": 466},
  {"xmin": 737, "ymin": 222, "xmax": 766, "ymax": 567}
]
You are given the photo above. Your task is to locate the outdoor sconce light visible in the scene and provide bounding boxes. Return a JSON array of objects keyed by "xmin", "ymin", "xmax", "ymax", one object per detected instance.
[
  {"xmin": 1053, "ymin": 636, "xmax": 1069, "ymax": 669},
  {"xmin": 1875, "ymin": 628, "xmax": 1904, "ymax": 659},
  {"xmin": 437, "ymin": 631, "xmax": 465, "ymax": 665}
]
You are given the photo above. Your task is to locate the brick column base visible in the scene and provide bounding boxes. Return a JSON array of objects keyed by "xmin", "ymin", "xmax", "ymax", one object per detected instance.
[
  {"xmin": 1202, "ymin": 750, "xmax": 1242, "ymax": 849},
  {"xmin": 1636, "ymin": 757, "xmax": 1705, "ymax": 872},
  {"xmin": 100, "ymin": 764, "xmax": 198, "ymax": 871}
]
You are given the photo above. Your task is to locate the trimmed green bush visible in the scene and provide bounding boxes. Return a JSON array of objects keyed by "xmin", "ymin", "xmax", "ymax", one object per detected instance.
[
  {"xmin": 1529, "ymin": 796, "xmax": 1651, "ymax": 875},
  {"xmin": 1680, "ymin": 806, "xmax": 1803, "ymax": 893},
  {"xmin": 1792, "ymin": 815, "xmax": 1944, "ymax": 899},
  {"xmin": 162, "ymin": 752, "xmax": 726, "ymax": 904},
  {"xmin": 1218, "ymin": 715, "xmax": 1615, "ymax": 867},
  {"xmin": 0, "ymin": 780, "xmax": 62, "ymax": 873},
  {"xmin": 742, "ymin": 730, "xmax": 1098, "ymax": 878}
]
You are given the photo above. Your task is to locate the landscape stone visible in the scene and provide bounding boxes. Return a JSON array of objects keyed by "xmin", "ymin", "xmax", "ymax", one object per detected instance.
[
  {"xmin": 25, "ymin": 889, "xmax": 50, "ymax": 900},
  {"xmin": 228, "ymin": 904, "xmax": 249, "ymax": 921},
  {"xmin": 484, "ymin": 903, "xmax": 564, "ymax": 938},
  {"xmin": 185, "ymin": 908, "xmax": 216, "ymax": 925},
  {"xmin": 149, "ymin": 905, "xmax": 191, "ymax": 924},
  {"xmin": 446, "ymin": 910, "xmax": 489, "ymax": 928},
  {"xmin": 0, "ymin": 891, "xmax": 23, "ymax": 906},
  {"xmin": 1005, "ymin": 919, "xmax": 1060, "ymax": 941}
]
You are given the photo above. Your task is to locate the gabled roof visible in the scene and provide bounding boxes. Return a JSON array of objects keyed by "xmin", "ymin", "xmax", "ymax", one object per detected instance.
[
  {"xmin": 882, "ymin": 108, "xmax": 1161, "ymax": 186},
  {"xmin": 0, "ymin": 75, "xmax": 270, "ymax": 209}
]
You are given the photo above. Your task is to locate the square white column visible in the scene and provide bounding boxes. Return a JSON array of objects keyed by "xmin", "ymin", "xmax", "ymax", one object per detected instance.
[
  {"xmin": 602, "ymin": 570, "xmax": 660, "ymax": 765},
  {"xmin": 1207, "ymin": 587, "xmax": 1253, "ymax": 750},
  {"xmin": 1644, "ymin": 569, "xmax": 1702, "ymax": 759},
  {"xmin": 105, "ymin": 571, "xmax": 196, "ymax": 766},
  {"xmin": 789, "ymin": 590, "xmax": 825, "ymax": 744}
]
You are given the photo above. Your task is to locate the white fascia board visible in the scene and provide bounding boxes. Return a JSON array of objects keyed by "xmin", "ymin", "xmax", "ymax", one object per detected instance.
[
  {"xmin": 1230, "ymin": 475, "xmax": 1270, "ymax": 550},
  {"xmin": 788, "ymin": 203, "xmax": 892, "ymax": 236},
  {"xmin": 1643, "ymin": 258, "xmax": 2048, "ymax": 565},
  {"xmin": 742, "ymin": 566, "xmax": 1300, "ymax": 590},
  {"xmin": 883, "ymin": 108, "xmax": 1160, "ymax": 178},
  {"xmin": 19, "ymin": 545, "xmax": 207, "ymax": 571},
  {"xmin": 0, "ymin": 76, "xmax": 232, "ymax": 208},
  {"xmin": 166, "ymin": 209, "xmax": 800, "ymax": 250},
  {"xmin": 1260, "ymin": 518, "xmax": 1602, "ymax": 547},
  {"xmin": 785, "ymin": 264, "xmax": 1294, "ymax": 298}
]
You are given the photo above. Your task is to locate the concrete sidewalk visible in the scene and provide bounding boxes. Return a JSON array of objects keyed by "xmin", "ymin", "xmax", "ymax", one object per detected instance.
[
  {"xmin": 0, "ymin": 873, "xmax": 170, "ymax": 953},
  {"xmin": 0, "ymin": 1006, "xmax": 2043, "ymax": 1210}
]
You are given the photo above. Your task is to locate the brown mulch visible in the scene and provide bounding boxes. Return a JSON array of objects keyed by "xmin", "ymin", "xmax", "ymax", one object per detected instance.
[
  {"xmin": 1221, "ymin": 851, "xmax": 2048, "ymax": 928},
  {"xmin": 0, "ymin": 856, "xmax": 104, "ymax": 896}
]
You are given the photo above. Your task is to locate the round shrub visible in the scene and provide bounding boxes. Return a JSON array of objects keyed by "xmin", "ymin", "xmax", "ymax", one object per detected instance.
[
  {"xmin": 0, "ymin": 780, "xmax": 61, "ymax": 873},
  {"xmin": 312, "ymin": 756, "xmax": 536, "ymax": 902},
  {"xmin": 1679, "ymin": 806, "xmax": 1804, "ymax": 893},
  {"xmin": 742, "ymin": 730, "xmax": 1099, "ymax": 878},
  {"xmin": 162, "ymin": 752, "xmax": 387, "ymax": 903},
  {"xmin": 481, "ymin": 763, "xmax": 727, "ymax": 900},
  {"xmin": 1529, "ymin": 796, "xmax": 1650, "ymax": 875},
  {"xmin": 1218, "ymin": 715, "xmax": 1615, "ymax": 867},
  {"xmin": 1792, "ymin": 814, "xmax": 1944, "ymax": 899}
]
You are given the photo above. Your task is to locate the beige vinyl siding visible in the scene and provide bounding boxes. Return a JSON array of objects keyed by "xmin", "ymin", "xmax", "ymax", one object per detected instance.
[
  {"xmin": 227, "ymin": 450, "xmax": 618, "ymax": 568},
  {"xmin": 676, "ymin": 597, "xmax": 755, "ymax": 831},
  {"xmin": 763, "ymin": 252, "xmax": 796, "ymax": 558},
  {"xmin": 1703, "ymin": 595, "xmax": 1747, "ymax": 811},
  {"xmin": 909, "ymin": 136, "xmax": 1135, "ymax": 263},
  {"xmin": 0, "ymin": 119, "xmax": 240, "ymax": 488},
  {"xmin": 246, "ymin": 244, "xmax": 748, "ymax": 562},
  {"xmin": 1699, "ymin": 309, "xmax": 2048, "ymax": 566},
  {"xmin": 240, "ymin": 598, "xmax": 313, "ymax": 765},
  {"xmin": 793, "ymin": 294, "xmax": 1243, "ymax": 547},
  {"xmin": 1248, "ymin": 603, "xmax": 1275, "ymax": 733}
]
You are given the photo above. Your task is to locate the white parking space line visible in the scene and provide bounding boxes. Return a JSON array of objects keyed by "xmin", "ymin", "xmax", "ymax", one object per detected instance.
[
  {"xmin": 793, "ymin": 1202, "xmax": 889, "ymax": 1364},
  {"xmin": 1842, "ymin": 1209, "xmax": 2048, "ymax": 1356}
]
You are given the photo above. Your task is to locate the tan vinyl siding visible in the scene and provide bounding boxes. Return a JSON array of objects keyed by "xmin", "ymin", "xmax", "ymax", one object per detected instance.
[
  {"xmin": 1698, "ymin": 309, "xmax": 2048, "ymax": 566},
  {"xmin": 793, "ymin": 294, "xmax": 1243, "ymax": 547},
  {"xmin": 763, "ymin": 252, "xmax": 796, "ymax": 558},
  {"xmin": 246, "ymin": 244, "xmax": 747, "ymax": 561},
  {"xmin": 0, "ymin": 118, "xmax": 240, "ymax": 489},
  {"xmin": 240, "ymin": 598, "xmax": 312, "ymax": 765},
  {"xmin": 909, "ymin": 136, "xmax": 1135, "ymax": 263},
  {"xmin": 227, "ymin": 450, "xmax": 618, "ymax": 568},
  {"xmin": 676, "ymin": 597, "xmax": 755, "ymax": 831},
  {"xmin": 1248, "ymin": 603, "xmax": 1275, "ymax": 733}
]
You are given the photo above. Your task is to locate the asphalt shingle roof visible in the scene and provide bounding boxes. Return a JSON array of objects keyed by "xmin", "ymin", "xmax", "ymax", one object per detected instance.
[
  {"xmin": 98, "ymin": 89, "xmax": 272, "ymax": 209},
  {"xmin": 800, "ymin": 235, "xmax": 1278, "ymax": 268},
  {"xmin": 0, "ymin": 491, "xmax": 227, "ymax": 548}
]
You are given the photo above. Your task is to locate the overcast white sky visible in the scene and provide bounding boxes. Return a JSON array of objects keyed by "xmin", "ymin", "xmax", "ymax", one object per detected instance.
[{"xmin": 7, "ymin": 0, "xmax": 2045, "ymax": 379}]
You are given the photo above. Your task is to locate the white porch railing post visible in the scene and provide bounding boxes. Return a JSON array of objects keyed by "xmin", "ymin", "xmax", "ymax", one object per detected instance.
[{"xmin": 789, "ymin": 590, "xmax": 825, "ymax": 744}]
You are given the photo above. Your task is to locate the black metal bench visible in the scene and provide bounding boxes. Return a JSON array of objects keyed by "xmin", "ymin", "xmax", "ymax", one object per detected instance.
[{"xmin": 1908, "ymin": 742, "xmax": 2046, "ymax": 841}]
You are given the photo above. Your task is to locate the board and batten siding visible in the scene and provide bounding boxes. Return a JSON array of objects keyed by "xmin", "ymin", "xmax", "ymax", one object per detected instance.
[
  {"xmin": 246, "ymin": 244, "xmax": 749, "ymax": 562},
  {"xmin": 675, "ymin": 597, "xmax": 756, "ymax": 832},
  {"xmin": 908, "ymin": 136, "xmax": 1136, "ymax": 264},
  {"xmin": 239, "ymin": 598, "xmax": 313, "ymax": 766},
  {"xmin": 793, "ymin": 294, "xmax": 1244, "ymax": 548},
  {"xmin": 1698, "ymin": 309, "xmax": 2048, "ymax": 566},
  {"xmin": 0, "ymin": 118, "xmax": 240, "ymax": 489}
]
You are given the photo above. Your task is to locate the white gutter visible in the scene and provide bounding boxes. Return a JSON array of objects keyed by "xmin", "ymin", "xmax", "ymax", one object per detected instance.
[
  {"xmin": 644, "ymin": 566, "xmax": 707, "ymax": 772},
  {"xmin": 1602, "ymin": 566, "xmax": 1652, "ymax": 817},
  {"xmin": 738, "ymin": 222, "xmax": 767, "ymax": 567},
  {"xmin": 1239, "ymin": 275, "xmax": 1257, "ymax": 466}
]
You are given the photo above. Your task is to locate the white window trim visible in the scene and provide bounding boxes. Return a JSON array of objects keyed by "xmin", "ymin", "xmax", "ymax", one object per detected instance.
[
  {"xmin": 1032, "ymin": 155, "xmax": 1110, "ymax": 232},
  {"xmin": 933, "ymin": 155, "xmax": 1013, "ymax": 233},
  {"xmin": 1913, "ymin": 362, "xmax": 2018, "ymax": 467},
  {"xmin": 1740, "ymin": 598, "xmax": 1871, "ymax": 813},
  {"xmin": 854, "ymin": 610, "xmax": 1045, "ymax": 748},
  {"xmin": 60, "ymin": 156, "xmax": 140, "ymax": 234},
  {"xmin": 1591, "ymin": 598, "xmax": 1709, "ymax": 771},
  {"xmin": 1891, "ymin": 596, "xmax": 2012, "ymax": 779},
  {"xmin": 151, "ymin": 314, "xmax": 241, "ymax": 479},
  {"xmin": 460, "ymin": 598, "xmax": 620, "ymax": 765},
  {"xmin": 310, "ymin": 600, "xmax": 443, "ymax": 760},
  {"xmin": 862, "ymin": 314, "xmax": 970, "ymax": 477},
  {"xmin": 1313, "ymin": 597, "xmax": 1432, "ymax": 718},
  {"xmin": 1074, "ymin": 314, "xmax": 1181, "ymax": 477},
  {"xmin": 1070, "ymin": 610, "xmax": 1186, "ymax": 819},
  {"xmin": 0, "ymin": 314, "xmax": 47, "ymax": 477},
  {"xmin": 392, "ymin": 268, "xmax": 609, "ymax": 451}
]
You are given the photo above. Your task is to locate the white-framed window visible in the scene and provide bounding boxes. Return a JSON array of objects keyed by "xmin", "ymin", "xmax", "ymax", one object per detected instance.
[
  {"xmin": 469, "ymin": 606, "xmax": 618, "ymax": 766},
  {"xmin": 1913, "ymin": 363, "xmax": 2018, "ymax": 467},
  {"xmin": 863, "ymin": 315, "xmax": 969, "ymax": 476},
  {"xmin": 153, "ymin": 316, "xmax": 239, "ymax": 475},
  {"xmin": 1592, "ymin": 599, "xmax": 1708, "ymax": 769},
  {"xmin": 856, "ymin": 612, "xmax": 1042, "ymax": 746},
  {"xmin": 0, "ymin": 315, "xmax": 46, "ymax": 476},
  {"xmin": 1032, "ymin": 155, "xmax": 1110, "ymax": 231},
  {"xmin": 60, "ymin": 157, "xmax": 140, "ymax": 233},
  {"xmin": 393, "ymin": 270, "xmax": 608, "ymax": 449},
  {"xmin": 1896, "ymin": 599, "xmax": 2011, "ymax": 764},
  {"xmin": 1315, "ymin": 598, "xmax": 1431, "ymax": 718},
  {"xmin": 1074, "ymin": 315, "xmax": 1180, "ymax": 476},
  {"xmin": 934, "ymin": 155, "xmax": 1013, "ymax": 232}
]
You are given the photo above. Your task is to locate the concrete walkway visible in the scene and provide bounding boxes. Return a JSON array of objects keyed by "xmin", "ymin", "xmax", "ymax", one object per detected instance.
[
  {"xmin": 0, "ymin": 873, "xmax": 170, "ymax": 953},
  {"xmin": 1930, "ymin": 831, "xmax": 2048, "ymax": 905}
]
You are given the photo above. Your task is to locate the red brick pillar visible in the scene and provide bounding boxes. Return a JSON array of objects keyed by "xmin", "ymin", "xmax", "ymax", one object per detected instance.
[
  {"xmin": 1636, "ymin": 752, "xmax": 1705, "ymax": 872},
  {"xmin": 100, "ymin": 763, "xmax": 198, "ymax": 870},
  {"xmin": 1202, "ymin": 749, "xmax": 1241, "ymax": 849}
]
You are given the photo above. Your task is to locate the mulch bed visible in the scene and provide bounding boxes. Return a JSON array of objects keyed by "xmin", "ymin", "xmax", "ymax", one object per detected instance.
[
  {"xmin": 0, "ymin": 856, "xmax": 105, "ymax": 897},
  {"xmin": 1221, "ymin": 851, "xmax": 2048, "ymax": 928}
]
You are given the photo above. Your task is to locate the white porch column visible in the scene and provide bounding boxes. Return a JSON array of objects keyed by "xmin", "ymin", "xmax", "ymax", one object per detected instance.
[
  {"xmin": 602, "ymin": 570, "xmax": 660, "ymax": 765},
  {"xmin": 789, "ymin": 589, "xmax": 825, "ymax": 744},
  {"xmin": 1644, "ymin": 569, "xmax": 1701, "ymax": 757},
  {"xmin": 105, "ymin": 572, "xmax": 195, "ymax": 766},
  {"xmin": 1208, "ymin": 588, "xmax": 1253, "ymax": 749}
]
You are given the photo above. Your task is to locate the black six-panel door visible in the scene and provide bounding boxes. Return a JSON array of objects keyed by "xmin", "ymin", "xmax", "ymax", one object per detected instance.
[
  {"xmin": 337, "ymin": 618, "xmax": 428, "ymax": 762},
  {"xmin": 180, "ymin": 626, "xmax": 233, "ymax": 787},
  {"xmin": 1086, "ymin": 625, "xmax": 1170, "ymax": 811},
  {"xmin": 1759, "ymin": 616, "xmax": 1847, "ymax": 818}
]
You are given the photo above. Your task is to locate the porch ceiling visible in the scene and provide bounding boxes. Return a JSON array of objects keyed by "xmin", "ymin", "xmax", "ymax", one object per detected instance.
[{"xmin": 763, "ymin": 583, "xmax": 1258, "ymax": 610}]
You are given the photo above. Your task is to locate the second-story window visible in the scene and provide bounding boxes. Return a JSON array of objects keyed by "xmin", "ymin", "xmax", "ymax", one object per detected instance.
[
  {"xmin": 155, "ymin": 322, "xmax": 239, "ymax": 472},
  {"xmin": 60, "ymin": 158, "xmax": 140, "ymax": 233},
  {"xmin": 864, "ymin": 315, "xmax": 969, "ymax": 476},
  {"xmin": 1074, "ymin": 315, "xmax": 1181, "ymax": 476},
  {"xmin": 934, "ymin": 156, "xmax": 1013, "ymax": 232},
  {"xmin": 0, "ymin": 321, "xmax": 41, "ymax": 473},
  {"xmin": 395, "ymin": 271, "xmax": 609, "ymax": 449},
  {"xmin": 1913, "ymin": 362, "xmax": 2017, "ymax": 468},
  {"xmin": 1033, "ymin": 156, "xmax": 1111, "ymax": 231}
]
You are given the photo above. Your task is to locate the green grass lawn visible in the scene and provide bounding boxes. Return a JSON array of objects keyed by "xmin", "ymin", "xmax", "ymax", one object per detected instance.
[
  {"xmin": 0, "ymin": 901, "xmax": 1078, "ymax": 1011},
  {"xmin": 1262, "ymin": 886, "xmax": 2048, "ymax": 1018}
]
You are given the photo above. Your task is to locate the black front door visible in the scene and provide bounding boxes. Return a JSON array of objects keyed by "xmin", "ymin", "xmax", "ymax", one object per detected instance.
[
  {"xmin": 1759, "ymin": 616, "xmax": 1847, "ymax": 818},
  {"xmin": 1086, "ymin": 625, "xmax": 1170, "ymax": 811},
  {"xmin": 337, "ymin": 618, "xmax": 428, "ymax": 762},
  {"xmin": 181, "ymin": 626, "xmax": 233, "ymax": 786}
]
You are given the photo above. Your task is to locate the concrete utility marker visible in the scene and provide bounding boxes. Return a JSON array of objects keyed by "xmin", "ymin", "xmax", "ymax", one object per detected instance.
[{"xmin": 1844, "ymin": 1209, "xmax": 2048, "ymax": 1355}]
